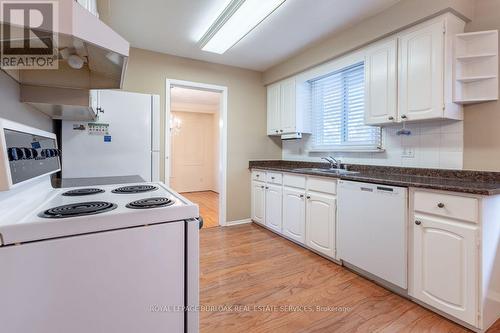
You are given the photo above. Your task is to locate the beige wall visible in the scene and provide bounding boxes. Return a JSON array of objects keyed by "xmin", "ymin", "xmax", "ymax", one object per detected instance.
[
  {"xmin": 170, "ymin": 111, "xmax": 218, "ymax": 193},
  {"xmin": 122, "ymin": 48, "xmax": 281, "ymax": 221},
  {"xmin": 463, "ymin": 0, "xmax": 500, "ymax": 171},
  {"xmin": 263, "ymin": 0, "xmax": 474, "ymax": 84}
]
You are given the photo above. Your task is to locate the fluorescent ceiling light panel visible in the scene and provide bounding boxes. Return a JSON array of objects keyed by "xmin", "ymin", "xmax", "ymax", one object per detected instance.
[{"xmin": 200, "ymin": 0, "xmax": 286, "ymax": 54}]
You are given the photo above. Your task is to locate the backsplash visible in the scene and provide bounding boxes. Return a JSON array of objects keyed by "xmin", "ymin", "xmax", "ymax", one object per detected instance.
[{"xmin": 283, "ymin": 120, "xmax": 464, "ymax": 169}]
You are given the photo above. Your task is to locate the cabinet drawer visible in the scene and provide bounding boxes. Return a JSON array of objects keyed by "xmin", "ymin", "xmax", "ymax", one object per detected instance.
[
  {"xmin": 307, "ymin": 177, "xmax": 337, "ymax": 195},
  {"xmin": 283, "ymin": 173, "xmax": 306, "ymax": 189},
  {"xmin": 266, "ymin": 172, "xmax": 282, "ymax": 184},
  {"xmin": 413, "ymin": 191, "xmax": 479, "ymax": 223},
  {"xmin": 252, "ymin": 170, "xmax": 266, "ymax": 181}
]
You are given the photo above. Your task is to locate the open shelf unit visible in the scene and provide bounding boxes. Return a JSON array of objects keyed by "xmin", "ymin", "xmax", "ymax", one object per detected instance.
[{"xmin": 454, "ymin": 30, "xmax": 498, "ymax": 105}]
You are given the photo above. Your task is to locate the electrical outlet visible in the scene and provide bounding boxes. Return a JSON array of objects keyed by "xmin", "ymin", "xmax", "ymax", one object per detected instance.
[{"xmin": 402, "ymin": 147, "xmax": 415, "ymax": 158}]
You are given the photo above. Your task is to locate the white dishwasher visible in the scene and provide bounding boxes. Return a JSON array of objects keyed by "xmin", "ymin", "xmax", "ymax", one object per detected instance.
[{"xmin": 337, "ymin": 180, "xmax": 408, "ymax": 289}]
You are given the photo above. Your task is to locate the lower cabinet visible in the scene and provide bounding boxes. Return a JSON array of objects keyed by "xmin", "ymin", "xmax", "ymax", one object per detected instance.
[
  {"xmin": 411, "ymin": 214, "xmax": 478, "ymax": 326},
  {"xmin": 306, "ymin": 192, "xmax": 336, "ymax": 258},
  {"xmin": 265, "ymin": 184, "xmax": 283, "ymax": 233},
  {"xmin": 282, "ymin": 187, "xmax": 306, "ymax": 244},
  {"xmin": 251, "ymin": 181, "xmax": 266, "ymax": 225}
]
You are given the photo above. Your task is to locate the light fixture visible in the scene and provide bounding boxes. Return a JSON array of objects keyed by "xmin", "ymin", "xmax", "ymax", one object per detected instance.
[
  {"xmin": 67, "ymin": 55, "xmax": 85, "ymax": 69},
  {"xmin": 199, "ymin": 0, "xmax": 286, "ymax": 54}
]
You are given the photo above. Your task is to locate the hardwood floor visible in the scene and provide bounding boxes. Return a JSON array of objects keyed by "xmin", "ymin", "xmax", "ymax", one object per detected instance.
[
  {"xmin": 181, "ymin": 191, "xmax": 219, "ymax": 228},
  {"xmin": 200, "ymin": 223, "xmax": 500, "ymax": 333}
]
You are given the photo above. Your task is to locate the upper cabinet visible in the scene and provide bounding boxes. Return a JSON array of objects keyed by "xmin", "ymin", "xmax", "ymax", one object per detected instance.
[
  {"xmin": 399, "ymin": 21, "xmax": 446, "ymax": 121},
  {"xmin": 364, "ymin": 38, "xmax": 398, "ymax": 125},
  {"xmin": 267, "ymin": 77, "xmax": 311, "ymax": 136},
  {"xmin": 365, "ymin": 14, "xmax": 466, "ymax": 125}
]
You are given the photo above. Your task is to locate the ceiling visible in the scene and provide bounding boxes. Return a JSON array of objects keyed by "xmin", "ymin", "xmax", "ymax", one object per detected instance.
[
  {"xmin": 171, "ymin": 86, "xmax": 220, "ymax": 113},
  {"xmin": 100, "ymin": 0, "xmax": 401, "ymax": 71}
]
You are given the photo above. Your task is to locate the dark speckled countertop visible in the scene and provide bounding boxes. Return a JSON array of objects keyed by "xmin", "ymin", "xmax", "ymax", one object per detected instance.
[{"xmin": 249, "ymin": 160, "xmax": 500, "ymax": 196}]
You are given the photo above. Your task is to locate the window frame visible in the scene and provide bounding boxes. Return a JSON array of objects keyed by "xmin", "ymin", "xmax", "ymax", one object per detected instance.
[{"xmin": 296, "ymin": 52, "xmax": 384, "ymax": 153}]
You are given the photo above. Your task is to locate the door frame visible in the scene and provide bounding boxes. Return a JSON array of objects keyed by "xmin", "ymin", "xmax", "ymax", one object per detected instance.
[{"xmin": 165, "ymin": 79, "xmax": 228, "ymax": 227}]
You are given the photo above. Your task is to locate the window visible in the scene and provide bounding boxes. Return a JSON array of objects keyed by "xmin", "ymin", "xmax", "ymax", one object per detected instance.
[{"xmin": 309, "ymin": 62, "xmax": 381, "ymax": 151}]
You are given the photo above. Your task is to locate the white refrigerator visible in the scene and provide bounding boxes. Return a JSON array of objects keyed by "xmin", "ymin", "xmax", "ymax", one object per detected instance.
[{"xmin": 61, "ymin": 90, "xmax": 161, "ymax": 182}]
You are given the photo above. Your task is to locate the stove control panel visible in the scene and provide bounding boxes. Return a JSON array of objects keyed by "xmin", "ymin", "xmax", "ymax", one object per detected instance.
[{"xmin": 3, "ymin": 129, "xmax": 60, "ymax": 186}]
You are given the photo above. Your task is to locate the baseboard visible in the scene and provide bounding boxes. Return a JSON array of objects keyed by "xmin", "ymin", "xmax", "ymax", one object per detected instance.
[{"xmin": 225, "ymin": 218, "xmax": 252, "ymax": 226}]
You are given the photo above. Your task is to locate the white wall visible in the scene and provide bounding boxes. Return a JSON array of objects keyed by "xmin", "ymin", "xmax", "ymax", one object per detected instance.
[
  {"xmin": 283, "ymin": 120, "xmax": 463, "ymax": 169},
  {"xmin": 0, "ymin": 71, "xmax": 53, "ymax": 132}
]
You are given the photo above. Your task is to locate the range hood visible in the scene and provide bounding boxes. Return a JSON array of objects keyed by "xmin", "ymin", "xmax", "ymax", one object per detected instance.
[
  {"xmin": 281, "ymin": 133, "xmax": 303, "ymax": 140},
  {"xmin": 1, "ymin": 0, "xmax": 129, "ymax": 90},
  {"xmin": 21, "ymin": 85, "xmax": 99, "ymax": 121}
]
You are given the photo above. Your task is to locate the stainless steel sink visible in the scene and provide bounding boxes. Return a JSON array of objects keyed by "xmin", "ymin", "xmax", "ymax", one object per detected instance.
[{"xmin": 291, "ymin": 168, "xmax": 359, "ymax": 175}]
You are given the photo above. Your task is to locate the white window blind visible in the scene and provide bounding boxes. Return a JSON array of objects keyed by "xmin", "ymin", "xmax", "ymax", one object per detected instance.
[{"xmin": 309, "ymin": 62, "xmax": 381, "ymax": 151}]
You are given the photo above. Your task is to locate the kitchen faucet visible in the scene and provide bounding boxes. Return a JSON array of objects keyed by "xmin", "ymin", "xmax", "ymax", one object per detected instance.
[{"xmin": 321, "ymin": 156, "xmax": 341, "ymax": 169}]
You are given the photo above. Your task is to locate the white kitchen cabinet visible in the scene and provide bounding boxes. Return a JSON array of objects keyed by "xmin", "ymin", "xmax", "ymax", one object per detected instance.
[
  {"xmin": 266, "ymin": 78, "xmax": 310, "ymax": 136},
  {"xmin": 306, "ymin": 192, "xmax": 336, "ymax": 258},
  {"xmin": 267, "ymin": 83, "xmax": 281, "ymax": 135},
  {"xmin": 282, "ymin": 187, "xmax": 306, "ymax": 244},
  {"xmin": 412, "ymin": 215, "xmax": 478, "ymax": 325},
  {"xmin": 397, "ymin": 15, "xmax": 464, "ymax": 122},
  {"xmin": 280, "ymin": 78, "xmax": 297, "ymax": 134},
  {"xmin": 265, "ymin": 184, "xmax": 283, "ymax": 233},
  {"xmin": 364, "ymin": 38, "xmax": 398, "ymax": 125},
  {"xmin": 399, "ymin": 21, "xmax": 445, "ymax": 121},
  {"xmin": 363, "ymin": 14, "xmax": 465, "ymax": 126},
  {"xmin": 409, "ymin": 189, "xmax": 500, "ymax": 331},
  {"xmin": 251, "ymin": 180, "xmax": 266, "ymax": 226}
]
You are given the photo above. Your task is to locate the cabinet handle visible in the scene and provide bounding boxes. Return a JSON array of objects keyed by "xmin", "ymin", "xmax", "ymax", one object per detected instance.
[
  {"xmin": 401, "ymin": 115, "xmax": 407, "ymax": 119},
  {"xmin": 388, "ymin": 116, "xmax": 394, "ymax": 121},
  {"xmin": 256, "ymin": 174, "xmax": 260, "ymax": 177},
  {"xmin": 299, "ymin": 194, "xmax": 304, "ymax": 198},
  {"xmin": 415, "ymin": 220, "xmax": 422, "ymax": 226},
  {"xmin": 437, "ymin": 202, "xmax": 445, "ymax": 208},
  {"xmin": 306, "ymin": 196, "xmax": 311, "ymax": 199},
  {"xmin": 280, "ymin": 129, "xmax": 283, "ymax": 132},
  {"xmin": 275, "ymin": 130, "xmax": 279, "ymax": 133},
  {"xmin": 271, "ymin": 177, "xmax": 275, "ymax": 180},
  {"xmin": 265, "ymin": 187, "xmax": 269, "ymax": 190},
  {"xmin": 261, "ymin": 185, "xmax": 264, "ymax": 189}
]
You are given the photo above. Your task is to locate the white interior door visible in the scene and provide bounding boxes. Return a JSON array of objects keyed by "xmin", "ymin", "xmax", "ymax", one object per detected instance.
[
  {"xmin": 306, "ymin": 192, "xmax": 336, "ymax": 258},
  {"xmin": 282, "ymin": 187, "xmax": 306, "ymax": 244},
  {"xmin": 399, "ymin": 21, "xmax": 444, "ymax": 121},
  {"xmin": 412, "ymin": 215, "xmax": 478, "ymax": 326},
  {"xmin": 170, "ymin": 112, "xmax": 217, "ymax": 193}
]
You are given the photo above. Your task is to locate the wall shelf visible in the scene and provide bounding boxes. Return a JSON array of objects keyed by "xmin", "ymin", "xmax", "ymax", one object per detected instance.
[
  {"xmin": 456, "ymin": 75, "xmax": 497, "ymax": 83},
  {"xmin": 454, "ymin": 30, "xmax": 498, "ymax": 104}
]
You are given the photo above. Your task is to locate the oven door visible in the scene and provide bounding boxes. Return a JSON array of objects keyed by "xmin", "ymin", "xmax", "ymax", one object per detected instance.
[{"xmin": 0, "ymin": 222, "xmax": 185, "ymax": 333}]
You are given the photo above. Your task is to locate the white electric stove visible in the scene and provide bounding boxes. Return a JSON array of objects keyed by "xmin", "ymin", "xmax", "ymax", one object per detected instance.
[{"xmin": 0, "ymin": 119, "xmax": 200, "ymax": 333}]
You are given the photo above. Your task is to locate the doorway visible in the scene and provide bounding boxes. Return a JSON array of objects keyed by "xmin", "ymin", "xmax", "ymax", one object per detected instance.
[{"xmin": 165, "ymin": 80, "xmax": 227, "ymax": 228}]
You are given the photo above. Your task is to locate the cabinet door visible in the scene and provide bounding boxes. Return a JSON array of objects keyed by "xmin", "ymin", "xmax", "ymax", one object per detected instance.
[
  {"xmin": 306, "ymin": 192, "xmax": 336, "ymax": 258},
  {"xmin": 399, "ymin": 21, "xmax": 444, "ymax": 121},
  {"xmin": 412, "ymin": 215, "xmax": 478, "ymax": 326},
  {"xmin": 280, "ymin": 78, "xmax": 296, "ymax": 134},
  {"xmin": 265, "ymin": 184, "xmax": 283, "ymax": 233},
  {"xmin": 267, "ymin": 83, "xmax": 281, "ymax": 135},
  {"xmin": 251, "ymin": 181, "xmax": 266, "ymax": 225},
  {"xmin": 364, "ymin": 38, "xmax": 398, "ymax": 125},
  {"xmin": 282, "ymin": 187, "xmax": 306, "ymax": 244}
]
